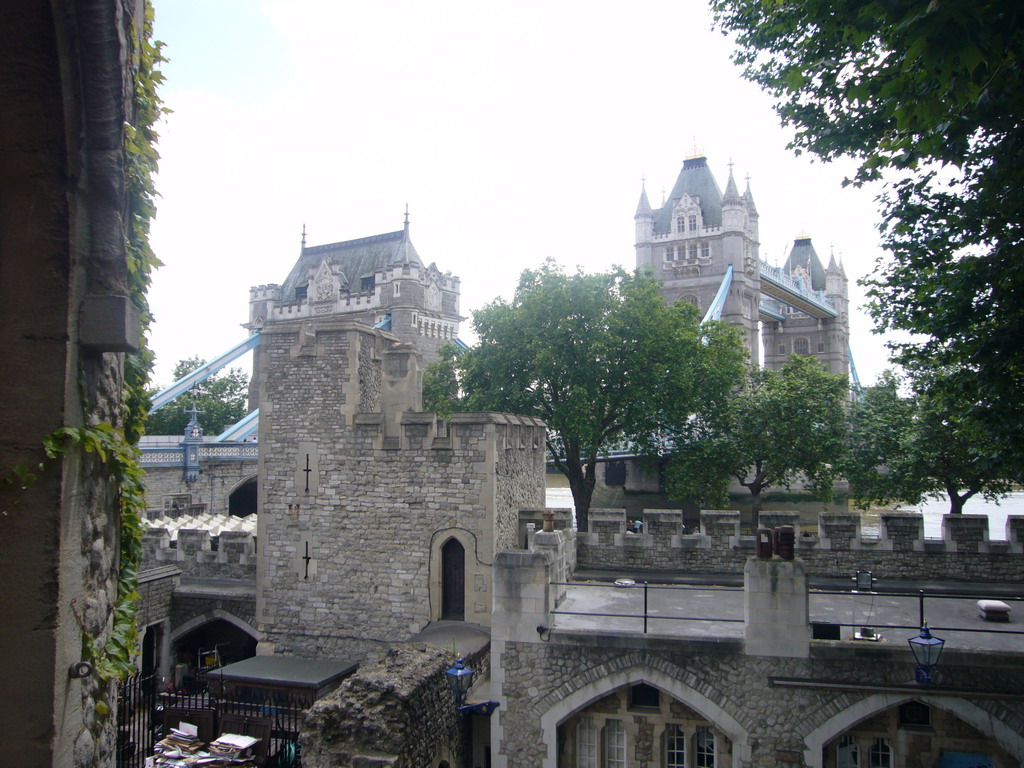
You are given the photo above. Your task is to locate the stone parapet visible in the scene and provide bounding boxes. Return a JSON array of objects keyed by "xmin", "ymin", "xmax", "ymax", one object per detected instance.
[
  {"xmin": 142, "ymin": 528, "xmax": 256, "ymax": 581},
  {"xmin": 574, "ymin": 509, "xmax": 1024, "ymax": 582}
]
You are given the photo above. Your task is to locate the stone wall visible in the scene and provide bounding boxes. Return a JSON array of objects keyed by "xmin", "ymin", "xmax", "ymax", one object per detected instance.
[
  {"xmin": 491, "ymin": 540, "xmax": 1024, "ymax": 768},
  {"xmin": 141, "ymin": 455, "xmax": 258, "ymax": 516},
  {"xmin": 301, "ymin": 644, "xmax": 485, "ymax": 768},
  {"xmin": 255, "ymin": 320, "xmax": 545, "ymax": 659},
  {"xmin": 0, "ymin": 2, "xmax": 146, "ymax": 765},
  {"xmin": 171, "ymin": 590, "xmax": 258, "ymax": 639},
  {"xmin": 143, "ymin": 529, "xmax": 256, "ymax": 580},
  {"xmin": 495, "ymin": 634, "xmax": 1024, "ymax": 768},
  {"xmin": 137, "ymin": 566, "xmax": 180, "ymax": 631},
  {"xmin": 576, "ymin": 509, "xmax": 1024, "ymax": 582}
]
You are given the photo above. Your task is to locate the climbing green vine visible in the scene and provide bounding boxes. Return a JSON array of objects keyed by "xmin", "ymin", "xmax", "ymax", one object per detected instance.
[{"xmin": 84, "ymin": 0, "xmax": 166, "ymax": 691}]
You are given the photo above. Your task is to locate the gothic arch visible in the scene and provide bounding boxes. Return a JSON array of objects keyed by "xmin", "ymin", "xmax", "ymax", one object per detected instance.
[
  {"xmin": 170, "ymin": 609, "xmax": 262, "ymax": 645},
  {"xmin": 538, "ymin": 662, "xmax": 751, "ymax": 767},
  {"xmin": 801, "ymin": 693, "xmax": 1024, "ymax": 767},
  {"xmin": 428, "ymin": 528, "xmax": 481, "ymax": 623},
  {"xmin": 228, "ymin": 473, "xmax": 258, "ymax": 518},
  {"xmin": 226, "ymin": 473, "xmax": 258, "ymax": 498}
]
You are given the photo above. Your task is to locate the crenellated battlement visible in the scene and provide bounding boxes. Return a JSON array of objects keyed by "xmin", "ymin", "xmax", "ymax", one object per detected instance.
[
  {"xmin": 142, "ymin": 528, "xmax": 256, "ymax": 581},
  {"xmin": 574, "ymin": 509, "xmax": 1024, "ymax": 582}
]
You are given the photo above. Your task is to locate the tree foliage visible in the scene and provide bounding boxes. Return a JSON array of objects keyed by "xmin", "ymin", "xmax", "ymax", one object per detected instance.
[
  {"xmin": 423, "ymin": 260, "xmax": 746, "ymax": 530},
  {"xmin": 846, "ymin": 368, "xmax": 1023, "ymax": 514},
  {"xmin": 145, "ymin": 357, "xmax": 249, "ymax": 437},
  {"xmin": 712, "ymin": 0, "xmax": 1024, "ymax": 454},
  {"xmin": 662, "ymin": 356, "xmax": 849, "ymax": 529}
]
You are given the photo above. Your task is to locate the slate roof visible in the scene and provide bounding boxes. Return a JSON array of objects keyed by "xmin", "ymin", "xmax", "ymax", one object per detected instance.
[
  {"xmin": 279, "ymin": 229, "xmax": 421, "ymax": 298},
  {"xmin": 653, "ymin": 156, "xmax": 724, "ymax": 234},
  {"xmin": 783, "ymin": 237, "xmax": 826, "ymax": 291}
]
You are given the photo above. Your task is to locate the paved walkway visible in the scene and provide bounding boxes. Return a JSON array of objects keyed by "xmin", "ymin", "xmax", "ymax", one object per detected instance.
[{"xmin": 557, "ymin": 570, "xmax": 1024, "ymax": 653}]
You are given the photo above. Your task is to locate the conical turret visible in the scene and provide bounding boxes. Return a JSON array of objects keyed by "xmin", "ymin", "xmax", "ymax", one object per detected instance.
[
  {"xmin": 634, "ymin": 182, "xmax": 654, "ymax": 245},
  {"xmin": 721, "ymin": 164, "xmax": 745, "ymax": 232}
]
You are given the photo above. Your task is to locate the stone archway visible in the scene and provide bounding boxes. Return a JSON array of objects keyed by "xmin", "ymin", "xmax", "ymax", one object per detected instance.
[
  {"xmin": 228, "ymin": 475, "xmax": 257, "ymax": 517},
  {"xmin": 538, "ymin": 663, "xmax": 751, "ymax": 768},
  {"xmin": 802, "ymin": 693, "xmax": 1024, "ymax": 768}
]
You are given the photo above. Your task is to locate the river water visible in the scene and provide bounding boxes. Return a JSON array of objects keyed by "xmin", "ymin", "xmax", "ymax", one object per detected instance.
[{"xmin": 544, "ymin": 486, "xmax": 1024, "ymax": 541}]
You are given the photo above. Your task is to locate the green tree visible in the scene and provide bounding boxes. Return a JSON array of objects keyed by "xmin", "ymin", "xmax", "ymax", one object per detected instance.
[
  {"xmin": 711, "ymin": 0, "xmax": 1024, "ymax": 454},
  {"xmin": 663, "ymin": 356, "xmax": 849, "ymax": 529},
  {"xmin": 846, "ymin": 368, "xmax": 1022, "ymax": 514},
  {"xmin": 423, "ymin": 260, "xmax": 746, "ymax": 531},
  {"xmin": 145, "ymin": 357, "xmax": 249, "ymax": 437}
]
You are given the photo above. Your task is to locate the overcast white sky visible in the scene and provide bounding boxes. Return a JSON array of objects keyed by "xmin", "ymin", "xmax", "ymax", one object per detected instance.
[{"xmin": 148, "ymin": 0, "xmax": 897, "ymax": 388}]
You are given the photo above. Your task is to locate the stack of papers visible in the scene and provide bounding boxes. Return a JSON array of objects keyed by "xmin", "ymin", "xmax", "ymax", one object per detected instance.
[{"xmin": 148, "ymin": 724, "xmax": 261, "ymax": 767}]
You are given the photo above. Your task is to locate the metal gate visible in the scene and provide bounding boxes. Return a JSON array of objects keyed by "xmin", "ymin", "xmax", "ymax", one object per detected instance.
[{"xmin": 115, "ymin": 675, "xmax": 305, "ymax": 768}]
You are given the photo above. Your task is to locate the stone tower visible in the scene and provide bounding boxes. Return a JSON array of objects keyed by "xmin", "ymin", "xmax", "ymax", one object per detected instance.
[
  {"xmin": 248, "ymin": 214, "xmax": 462, "ymax": 369},
  {"xmin": 761, "ymin": 237, "xmax": 850, "ymax": 376},
  {"xmin": 635, "ymin": 155, "xmax": 762, "ymax": 363},
  {"xmin": 252, "ymin": 317, "xmax": 546, "ymax": 660}
]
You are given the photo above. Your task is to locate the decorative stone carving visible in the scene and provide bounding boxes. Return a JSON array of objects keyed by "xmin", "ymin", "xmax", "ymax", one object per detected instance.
[{"xmin": 313, "ymin": 260, "xmax": 337, "ymax": 303}]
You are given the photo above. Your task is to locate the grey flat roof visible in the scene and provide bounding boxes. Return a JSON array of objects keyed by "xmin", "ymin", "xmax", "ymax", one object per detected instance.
[{"xmin": 214, "ymin": 656, "xmax": 358, "ymax": 688}]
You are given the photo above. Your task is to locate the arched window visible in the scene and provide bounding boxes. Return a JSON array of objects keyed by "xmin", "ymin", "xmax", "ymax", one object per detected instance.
[
  {"xmin": 688, "ymin": 214, "xmax": 697, "ymax": 231},
  {"xmin": 665, "ymin": 724, "xmax": 687, "ymax": 768},
  {"xmin": 604, "ymin": 720, "xmax": 626, "ymax": 768},
  {"xmin": 869, "ymin": 738, "xmax": 893, "ymax": 768},
  {"xmin": 794, "ymin": 337, "xmax": 809, "ymax": 355},
  {"xmin": 695, "ymin": 726, "xmax": 715, "ymax": 767},
  {"xmin": 677, "ymin": 217, "xmax": 685, "ymax": 233},
  {"xmin": 576, "ymin": 717, "xmax": 598, "ymax": 768},
  {"xmin": 837, "ymin": 735, "xmax": 858, "ymax": 768}
]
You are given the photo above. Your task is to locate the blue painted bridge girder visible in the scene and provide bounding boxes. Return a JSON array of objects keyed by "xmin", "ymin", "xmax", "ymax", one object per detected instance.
[
  {"xmin": 148, "ymin": 333, "xmax": 261, "ymax": 414},
  {"xmin": 758, "ymin": 261, "xmax": 837, "ymax": 319}
]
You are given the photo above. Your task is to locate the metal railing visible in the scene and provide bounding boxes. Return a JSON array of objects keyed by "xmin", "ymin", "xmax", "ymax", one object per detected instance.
[
  {"xmin": 548, "ymin": 582, "xmax": 1024, "ymax": 642},
  {"xmin": 550, "ymin": 581, "xmax": 744, "ymax": 634},
  {"xmin": 810, "ymin": 588, "xmax": 1024, "ymax": 636}
]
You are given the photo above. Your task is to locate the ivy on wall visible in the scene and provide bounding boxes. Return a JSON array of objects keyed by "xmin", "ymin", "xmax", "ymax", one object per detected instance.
[{"xmin": 0, "ymin": 0, "xmax": 164, "ymax": 697}]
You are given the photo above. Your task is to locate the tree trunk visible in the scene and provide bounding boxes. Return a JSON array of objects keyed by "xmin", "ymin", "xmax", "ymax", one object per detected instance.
[
  {"xmin": 749, "ymin": 486, "xmax": 762, "ymax": 532},
  {"xmin": 947, "ymin": 487, "xmax": 976, "ymax": 515},
  {"xmin": 564, "ymin": 453, "xmax": 597, "ymax": 532}
]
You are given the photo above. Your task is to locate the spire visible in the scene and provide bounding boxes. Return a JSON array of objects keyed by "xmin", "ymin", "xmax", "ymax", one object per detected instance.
[
  {"xmin": 634, "ymin": 178, "xmax": 652, "ymax": 219},
  {"xmin": 401, "ymin": 204, "xmax": 412, "ymax": 264},
  {"xmin": 301, "ymin": 223, "xmax": 307, "ymax": 250},
  {"xmin": 827, "ymin": 244, "xmax": 839, "ymax": 272},
  {"xmin": 722, "ymin": 160, "xmax": 742, "ymax": 206},
  {"xmin": 743, "ymin": 174, "xmax": 758, "ymax": 214}
]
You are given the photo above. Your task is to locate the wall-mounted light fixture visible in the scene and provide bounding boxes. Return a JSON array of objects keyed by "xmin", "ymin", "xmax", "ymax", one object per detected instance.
[{"xmin": 908, "ymin": 623, "xmax": 945, "ymax": 685}]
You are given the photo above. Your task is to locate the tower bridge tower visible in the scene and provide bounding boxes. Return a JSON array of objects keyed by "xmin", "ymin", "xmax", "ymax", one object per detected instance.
[
  {"xmin": 636, "ymin": 155, "xmax": 849, "ymax": 376},
  {"xmin": 635, "ymin": 155, "xmax": 762, "ymax": 364},
  {"xmin": 761, "ymin": 237, "xmax": 850, "ymax": 377}
]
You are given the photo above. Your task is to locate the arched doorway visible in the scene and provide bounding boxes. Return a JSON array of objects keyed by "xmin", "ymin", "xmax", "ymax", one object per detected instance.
[
  {"xmin": 228, "ymin": 476, "xmax": 257, "ymax": 517},
  {"xmin": 171, "ymin": 618, "xmax": 258, "ymax": 692},
  {"xmin": 441, "ymin": 538, "xmax": 465, "ymax": 621}
]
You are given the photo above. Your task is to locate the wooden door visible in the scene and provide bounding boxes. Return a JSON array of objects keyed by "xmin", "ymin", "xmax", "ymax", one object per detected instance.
[{"xmin": 441, "ymin": 538, "xmax": 465, "ymax": 620}]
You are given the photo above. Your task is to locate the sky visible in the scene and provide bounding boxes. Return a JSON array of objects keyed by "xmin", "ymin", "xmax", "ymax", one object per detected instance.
[{"xmin": 148, "ymin": 0, "xmax": 897, "ymax": 388}]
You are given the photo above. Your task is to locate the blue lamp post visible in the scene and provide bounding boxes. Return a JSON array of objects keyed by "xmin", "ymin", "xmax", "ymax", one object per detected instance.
[{"xmin": 908, "ymin": 623, "xmax": 945, "ymax": 685}]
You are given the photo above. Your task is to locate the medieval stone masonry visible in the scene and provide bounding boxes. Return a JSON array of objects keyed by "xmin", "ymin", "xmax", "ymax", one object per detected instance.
[{"xmin": 253, "ymin": 318, "xmax": 545, "ymax": 659}]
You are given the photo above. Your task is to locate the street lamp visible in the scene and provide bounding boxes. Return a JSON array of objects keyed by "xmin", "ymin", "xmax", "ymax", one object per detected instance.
[
  {"xmin": 908, "ymin": 623, "xmax": 945, "ymax": 685},
  {"xmin": 445, "ymin": 658, "xmax": 501, "ymax": 716},
  {"xmin": 446, "ymin": 658, "xmax": 474, "ymax": 707}
]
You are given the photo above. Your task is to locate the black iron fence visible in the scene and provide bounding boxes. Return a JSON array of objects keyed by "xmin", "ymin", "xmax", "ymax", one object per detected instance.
[{"xmin": 116, "ymin": 674, "xmax": 307, "ymax": 768}]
